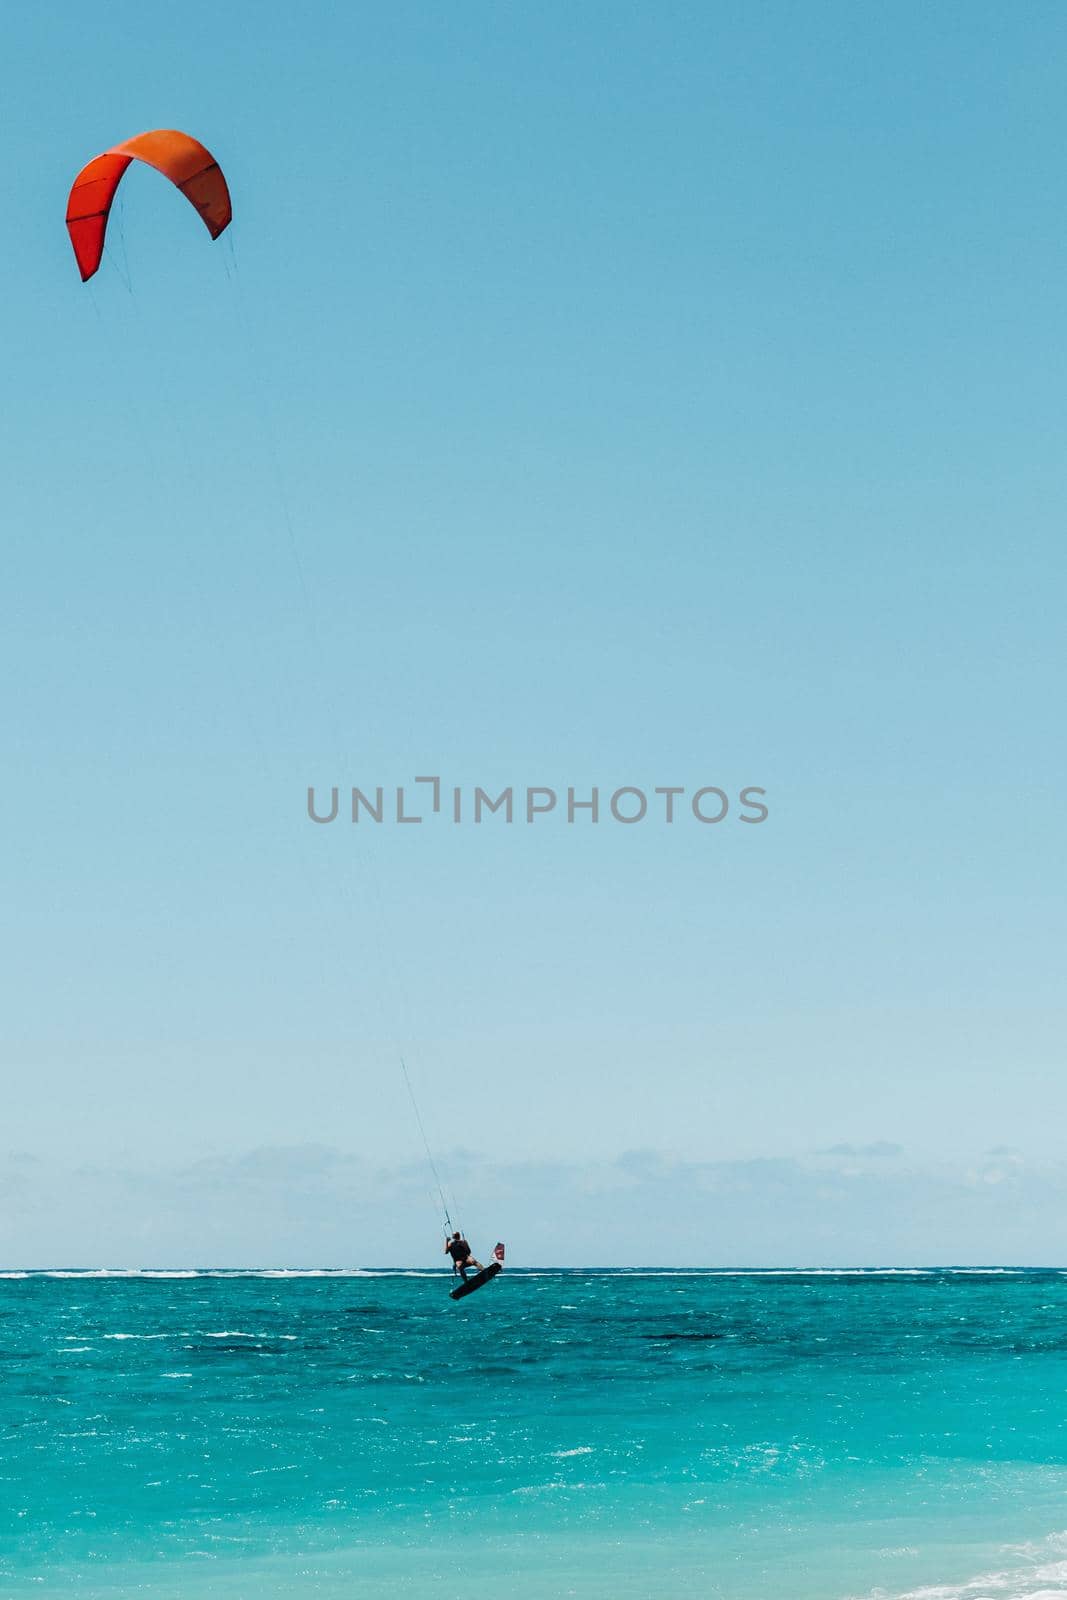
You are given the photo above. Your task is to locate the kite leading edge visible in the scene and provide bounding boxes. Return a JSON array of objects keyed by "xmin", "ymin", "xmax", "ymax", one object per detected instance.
[{"xmin": 66, "ymin": 128, "xmax": 231, "ymax": 281}]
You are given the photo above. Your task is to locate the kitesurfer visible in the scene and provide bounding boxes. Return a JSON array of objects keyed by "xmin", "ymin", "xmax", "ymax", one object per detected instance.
[{"xmin": 445, "ymin": 1232, "xmax": 482, "ymax": 1281}]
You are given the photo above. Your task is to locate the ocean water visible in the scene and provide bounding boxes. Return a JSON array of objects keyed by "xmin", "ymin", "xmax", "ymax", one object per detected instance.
[{"xmin": 5, "ymin": 1269, "xmax": 1067, "ymax": 1598}]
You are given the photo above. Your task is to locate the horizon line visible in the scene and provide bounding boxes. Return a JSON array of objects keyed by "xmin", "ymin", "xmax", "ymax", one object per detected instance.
[{"xmin": 2, "ymin": 1263, "xmax": 1062, "ymax": 1275}]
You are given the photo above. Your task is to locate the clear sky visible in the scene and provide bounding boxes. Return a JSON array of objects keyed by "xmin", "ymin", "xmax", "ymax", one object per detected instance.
[{"xmin": 3, "ymin": 3, "xmax": 1065, "ymax": 1265}]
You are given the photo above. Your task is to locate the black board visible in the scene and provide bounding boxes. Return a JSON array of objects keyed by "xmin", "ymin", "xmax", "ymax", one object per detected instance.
[{"xmin": 450, "ymin": 1260, "xmax": 502, "ymax": 1301}]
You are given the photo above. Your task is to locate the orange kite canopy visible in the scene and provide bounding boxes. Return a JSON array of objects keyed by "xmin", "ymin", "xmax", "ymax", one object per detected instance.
[{"xmin": 66, "ymin": 129, "xmax": 231, "ymax": 282}]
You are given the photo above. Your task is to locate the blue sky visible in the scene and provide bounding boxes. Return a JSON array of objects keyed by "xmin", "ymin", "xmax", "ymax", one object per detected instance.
[{"xmin": 4, "ymin": 3, "xmax": 1065, "ymax": 1264}]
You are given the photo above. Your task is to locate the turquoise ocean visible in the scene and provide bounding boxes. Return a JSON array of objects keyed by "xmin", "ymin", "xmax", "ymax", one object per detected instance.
[{"xmin": 5, "ymin": 1268, "xmax": 1067, "ymax": 1598}]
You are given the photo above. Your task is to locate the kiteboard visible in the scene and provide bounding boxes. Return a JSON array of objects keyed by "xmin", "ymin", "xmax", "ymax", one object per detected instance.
[{"xmin": 450, "ymin": 1260, "xmax": 503, "ymax": 1301}]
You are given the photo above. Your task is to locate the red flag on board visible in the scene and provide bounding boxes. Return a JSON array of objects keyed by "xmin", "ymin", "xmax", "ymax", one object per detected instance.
[{"xmin": 493, "ymin": 1242, "xmax": 505, "ymax": 1263}]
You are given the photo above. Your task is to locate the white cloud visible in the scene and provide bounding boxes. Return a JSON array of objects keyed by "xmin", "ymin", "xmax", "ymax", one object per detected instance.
[
  {"xmin": 816, "ymin": 1141, "xmax": 903, "ymax": 1158},
  {"xmin": 3, "ymin": 1144, "xmax": 1067, "ymax": 1269}
]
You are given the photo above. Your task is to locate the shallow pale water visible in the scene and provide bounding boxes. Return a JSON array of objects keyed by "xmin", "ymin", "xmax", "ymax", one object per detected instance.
[{"xmin": 4, "ymin": 1268, "xmax": 1067, "ymax": 1597}]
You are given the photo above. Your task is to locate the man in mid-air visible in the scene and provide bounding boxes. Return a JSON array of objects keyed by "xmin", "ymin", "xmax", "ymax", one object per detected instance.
[{"xmin": 445, "ymin": 1232, "xmax": 483, "ymax": 1281}]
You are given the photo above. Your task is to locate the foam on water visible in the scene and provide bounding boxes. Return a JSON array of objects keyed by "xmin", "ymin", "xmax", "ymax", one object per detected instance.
[
  {"xmin": 872, "ymin": 1534, "xmax": 1067, "ymax": 1599},
  {"xmin": 1, "ymin": 1265, "xmax": 1036, "ymax": 1281}
]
